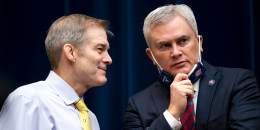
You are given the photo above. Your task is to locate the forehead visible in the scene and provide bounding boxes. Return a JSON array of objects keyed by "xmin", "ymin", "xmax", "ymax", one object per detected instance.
[
  {"xmin": 149, "ymin": 15, "xmax": 195, "ymax": 43},
  {"xmin": 85, "ymin": 26, "xmax": 109, "ymax": 46},
  {"xmin": 85, "ymin": 26, "xmax": 107, "ymax": 39}
]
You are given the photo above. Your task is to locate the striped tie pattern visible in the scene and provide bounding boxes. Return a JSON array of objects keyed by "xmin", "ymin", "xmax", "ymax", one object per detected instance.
[
  {"xmin": 180, "ymin": 100, "xmax": 195, "ymax": 130},
  {"xmin": 74, "ymin": 99, "xmax": 92, "ymax": 130}
]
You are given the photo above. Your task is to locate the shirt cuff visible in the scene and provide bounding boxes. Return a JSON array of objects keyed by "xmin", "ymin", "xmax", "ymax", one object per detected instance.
[{"xmin": 163, "ymin": 110, "xmax": 182, "ymax": 130}]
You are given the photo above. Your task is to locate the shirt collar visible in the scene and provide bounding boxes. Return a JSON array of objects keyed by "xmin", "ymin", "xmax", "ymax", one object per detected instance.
[
  {"xmin": 45, "ymin": 71, "xmax": 79, "ymax": 105},
  {"xmin": 193, "ymin": 79, "xmax": 200, "ymax": 93}
]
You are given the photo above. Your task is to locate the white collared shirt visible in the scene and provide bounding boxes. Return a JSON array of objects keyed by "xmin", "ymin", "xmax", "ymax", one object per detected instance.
[
  {"xmin": 163, "ymin": 79, "xmax": 200, "ymax": 129},
  {"xmin": 0, "ymin": 71, "xmax": 100, "ymax": 130}
]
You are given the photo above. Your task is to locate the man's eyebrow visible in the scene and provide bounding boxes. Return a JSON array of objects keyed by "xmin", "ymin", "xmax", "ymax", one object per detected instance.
[
  {"xmin": 158, "ymin": 41, "xmax": 171, "ymax": 45},
  {"xmin": 177, "ymin": 35, "xmax": 191, "ymax": 40},
  {"xmin": 157, "ymin": 35, "xmax": 191, "ymax": 44}
]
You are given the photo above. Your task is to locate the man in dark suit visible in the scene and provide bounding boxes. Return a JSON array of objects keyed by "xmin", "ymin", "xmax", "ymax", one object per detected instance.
[{"xmin": 124, "ymin": 4, "xmax": 260, "ymax": 130}]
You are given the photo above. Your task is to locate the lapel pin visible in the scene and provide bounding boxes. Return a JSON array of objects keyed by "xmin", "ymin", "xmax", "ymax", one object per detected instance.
[{"xmin": 208, "ymin": 80, "xmax": 215, "ymax": 85}]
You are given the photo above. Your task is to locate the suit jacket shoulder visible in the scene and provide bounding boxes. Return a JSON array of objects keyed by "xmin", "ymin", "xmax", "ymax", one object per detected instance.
[
  {"xmin": 196, "ymin": 61, "xmax": 260, "ymax": 130},
  {"xmin": 124, "ymin": 81, "xmax": 173, "ymax": 130}
]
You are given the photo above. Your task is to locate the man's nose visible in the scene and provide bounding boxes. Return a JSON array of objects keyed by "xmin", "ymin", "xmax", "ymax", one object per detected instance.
[
  {"xmin": 103, "ymin": 52, "xmax": 112, "ymax": 65},
  {"xmin": 170, "ymin": 44, "xmax": 182, "ymax": 57}
]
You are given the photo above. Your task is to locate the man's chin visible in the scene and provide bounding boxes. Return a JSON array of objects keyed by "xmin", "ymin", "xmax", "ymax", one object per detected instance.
[
  {"xmin": 96, "ymin": 78, "xmax": 107, "ymax": 86},
  {"xmin": 170, "ymin": 68, "xmax": 191, "ymax": 77}
]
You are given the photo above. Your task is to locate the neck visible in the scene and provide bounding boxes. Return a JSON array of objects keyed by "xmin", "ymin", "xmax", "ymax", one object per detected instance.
[{"xmin": 53, "ymin": 68, "xmax": 89, "ymax": 98}]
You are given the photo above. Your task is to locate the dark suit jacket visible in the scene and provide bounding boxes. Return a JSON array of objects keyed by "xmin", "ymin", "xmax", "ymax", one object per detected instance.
[{"xmin": 124, "ymin": 61, "xmax": 260, "ymax": 130}]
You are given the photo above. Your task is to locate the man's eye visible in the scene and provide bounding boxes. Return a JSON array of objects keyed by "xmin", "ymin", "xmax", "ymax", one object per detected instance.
[
  {"xmin": 181, "ymin": 39, "xmax": 187, "ymax": 42},
  {"xmin": 160, "ymin": 44, "xmax": 170, "ymax": 48},
  {"xmin": 97, "ymin": 47, "xmax": 103, "ymax": 52},
  {"xmin": 178, "ymin": 39, "xmax": 188, "ymax": 46}
]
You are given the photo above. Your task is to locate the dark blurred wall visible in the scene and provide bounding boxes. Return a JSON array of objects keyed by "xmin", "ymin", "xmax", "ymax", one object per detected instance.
[{"xmin": 0, "ymin": 0, "xmax": 259, "ymax": 129}]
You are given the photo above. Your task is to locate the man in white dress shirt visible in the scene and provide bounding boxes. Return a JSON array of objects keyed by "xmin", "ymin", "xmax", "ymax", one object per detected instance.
[{"xmin": 0, "ymin": 14, "xmax": 113, "ymax": 130}]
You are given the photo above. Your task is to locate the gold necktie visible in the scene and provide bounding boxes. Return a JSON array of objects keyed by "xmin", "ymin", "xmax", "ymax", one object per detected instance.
[{"xmin": 73, "ymin": 99, "xmax": 92, "ymax": 130}]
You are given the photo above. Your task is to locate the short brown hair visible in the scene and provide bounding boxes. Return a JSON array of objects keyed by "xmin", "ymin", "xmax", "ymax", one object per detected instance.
[{"xmin": 45, "ymin": 14, "xmax": 113, "ymax": 69}]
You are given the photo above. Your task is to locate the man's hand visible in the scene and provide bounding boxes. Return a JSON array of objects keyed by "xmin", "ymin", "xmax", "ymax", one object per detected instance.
[{"xmin": 167, "ymin": 73, "xmax": 194, "ymax": 120}]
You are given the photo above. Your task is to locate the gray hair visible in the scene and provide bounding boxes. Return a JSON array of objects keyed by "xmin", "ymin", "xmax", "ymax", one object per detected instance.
[
  {"xmin": 143, "ymin": 4, "xmax": 198, "ymax": 47},
  {"xmin": 45, "ymin": 14, "xmax": 113, "ymax": 69}
]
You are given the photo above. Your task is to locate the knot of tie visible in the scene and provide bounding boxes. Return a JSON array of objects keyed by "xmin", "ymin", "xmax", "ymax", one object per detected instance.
[{"xmin": 74, "ymin": 99, "xmax": 88, "ymax": 112}]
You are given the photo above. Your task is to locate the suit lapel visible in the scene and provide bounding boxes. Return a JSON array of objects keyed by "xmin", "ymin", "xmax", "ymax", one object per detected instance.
[
  {"xmin": 196, "ymin": 61, "xmax": 221, "ymax": 129},
  {"xmin": 151, "ymin": 81, "xmax": 170, "ymax": 115}
]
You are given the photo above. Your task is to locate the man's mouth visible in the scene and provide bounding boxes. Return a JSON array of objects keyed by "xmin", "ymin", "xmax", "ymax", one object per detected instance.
[
  {"xmin": 98, "ymin": 66, "xmax": 107, "ymax": 71},
  {"xmin": 173, "ymin": 61, "xmax": 186, "ymax": 67}
]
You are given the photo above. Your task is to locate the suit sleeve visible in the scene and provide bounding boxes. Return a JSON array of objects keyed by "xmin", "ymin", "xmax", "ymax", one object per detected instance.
[
  {"xmin": 124, "ymin": 97, "xmax": 173, "ymax": 130},
  {"xmin": 228, "ymin": 70, "xmax": 260, "ymax": 129}
]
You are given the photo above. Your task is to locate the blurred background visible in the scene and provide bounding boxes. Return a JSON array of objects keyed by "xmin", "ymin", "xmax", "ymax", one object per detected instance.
[{"xmin": 0, "ymin": 0, "xmax": 259, "ymax": 129}]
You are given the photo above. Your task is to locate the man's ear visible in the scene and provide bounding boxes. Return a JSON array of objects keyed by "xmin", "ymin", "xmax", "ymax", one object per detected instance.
[
  {"xmin": 198, "ymin": 35, "xmax": 203, "ymax": 53},
  {"xmin": 146, "ymin": 48, "xmax": 156, "ymax": 65},
  {"xmin": 63, "ymin": 44, "xmax": 76, "ymax": 62}
]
